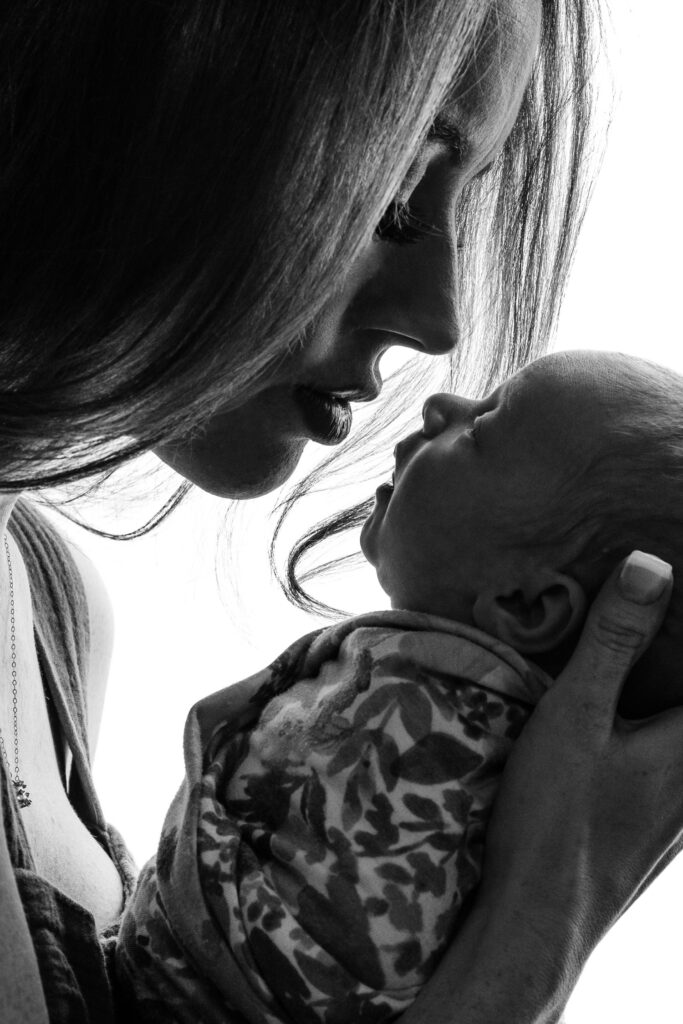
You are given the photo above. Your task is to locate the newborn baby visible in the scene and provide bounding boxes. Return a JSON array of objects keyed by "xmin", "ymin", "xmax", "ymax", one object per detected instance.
[{"xmin": 117, "ymin": 350, "xmax": 682, "ymax": 1024}]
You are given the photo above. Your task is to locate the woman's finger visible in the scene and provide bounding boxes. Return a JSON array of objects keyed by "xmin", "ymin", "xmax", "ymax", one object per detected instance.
[
  {"xmin": 555, "ymin": 550, "xmax": 673, "ymax": 721},
  {"xmin": 620, "ymin": 831, "xmax": 683, "ymax": 916}
]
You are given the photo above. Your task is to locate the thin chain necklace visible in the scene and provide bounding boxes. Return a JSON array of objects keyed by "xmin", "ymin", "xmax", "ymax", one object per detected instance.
[{"xmin": 1, "ymin": 534, "xmax": 31, "ymax": 808}]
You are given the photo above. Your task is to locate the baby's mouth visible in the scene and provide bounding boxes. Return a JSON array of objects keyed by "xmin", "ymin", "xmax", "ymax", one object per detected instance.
[{"xmin": 393, "ymin": 431, "xmax": 422, "ymax": 479}]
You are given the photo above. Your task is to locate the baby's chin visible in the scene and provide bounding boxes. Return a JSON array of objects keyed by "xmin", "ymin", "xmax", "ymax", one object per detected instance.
[
  {"xmin": 359, "ymin": 512, "xmax": 383, "ymax": 571},
  {"xmin": 359, "ymin": 484, "xmax": 393, "ymax": 566},
  {"xmin": 359, "ymin": 518, "xmax": 372, "ymax": 561}
]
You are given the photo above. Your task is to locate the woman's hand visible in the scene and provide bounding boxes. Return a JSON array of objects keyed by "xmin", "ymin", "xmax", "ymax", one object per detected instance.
[
  {"xmin": 401, "ymin": 551, "xmax": 680, "ymax": 1024},
  {"xmin": 479, "ymin": 551, "xmax": 681, "ymax": 942}
]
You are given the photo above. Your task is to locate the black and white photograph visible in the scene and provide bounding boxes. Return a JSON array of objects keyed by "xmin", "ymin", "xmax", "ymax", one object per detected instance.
[{"xmin": 0, "ymin": 2, "xmax": 681, "ymax": 1022}]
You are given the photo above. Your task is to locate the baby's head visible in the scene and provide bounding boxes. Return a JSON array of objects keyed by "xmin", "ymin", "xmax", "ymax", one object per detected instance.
[{"xmin": 361, "ymin": 350, "xmax": 683, "ymax": 709}]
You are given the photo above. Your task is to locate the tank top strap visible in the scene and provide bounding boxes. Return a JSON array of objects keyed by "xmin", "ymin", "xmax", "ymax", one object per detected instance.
[{"xmin": 8, "ymin": 497, "xmax": 107, "ymax": 834}]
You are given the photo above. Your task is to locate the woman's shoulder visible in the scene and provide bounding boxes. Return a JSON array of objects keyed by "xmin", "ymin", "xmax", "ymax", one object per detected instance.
[
  {"xmin": 12, "ymin": 498, "xmax": 115, "ymax": 756},
  {"xmin": 61, "ymin": 538, "xmax": 115, "ymax": 756}
]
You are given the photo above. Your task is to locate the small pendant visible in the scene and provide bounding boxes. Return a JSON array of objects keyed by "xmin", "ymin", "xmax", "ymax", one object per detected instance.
[{"xmin": 13, "ymin": 777, "xmax": 31, "ymax": 809}]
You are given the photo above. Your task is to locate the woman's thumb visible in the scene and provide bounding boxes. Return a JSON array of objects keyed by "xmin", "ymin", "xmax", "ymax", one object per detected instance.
[{"xmin": 556, "ymin": 551, "xmax": 673, "ymax": 715}]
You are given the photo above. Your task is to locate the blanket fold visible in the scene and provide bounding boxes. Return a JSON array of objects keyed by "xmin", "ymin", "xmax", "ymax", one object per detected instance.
[{"xmin": 117, "ymin": 611, "xmax": 550, "ymax": 1024}]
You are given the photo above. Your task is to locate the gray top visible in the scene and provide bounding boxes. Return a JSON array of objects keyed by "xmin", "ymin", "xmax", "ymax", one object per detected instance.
[{"xmin": 3, "ymin": 497, "xmax": 136, "ymax": 1023}]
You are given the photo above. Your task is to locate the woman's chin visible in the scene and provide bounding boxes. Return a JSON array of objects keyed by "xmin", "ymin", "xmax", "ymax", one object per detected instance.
[{"xmin": 154, "ymin": 436, "xmax": 307, "ymax": 499}]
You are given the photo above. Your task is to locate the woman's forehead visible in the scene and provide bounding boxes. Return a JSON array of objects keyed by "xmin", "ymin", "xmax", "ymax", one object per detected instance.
[{"xmin": 438, "ymin": 0, "xmax": 541, "ymax": 162}]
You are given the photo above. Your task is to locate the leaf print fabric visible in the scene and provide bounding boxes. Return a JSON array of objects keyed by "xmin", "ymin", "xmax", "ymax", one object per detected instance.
[{"xmin": 116, "ymin": 610, "xmax": 551, "ymax": 1024}]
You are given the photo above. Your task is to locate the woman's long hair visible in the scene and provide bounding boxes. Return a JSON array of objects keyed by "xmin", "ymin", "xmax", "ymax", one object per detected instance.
[
  {"xmin": 0, "ymin": 1, "xmax": 604, "ymax": 605},
  {"xmin": 274, "ymin": 0, "xmax": 608, "ymax": 615},
  {"xmin": 1, "ymin": 0, "xmax": 489, "ymax": 490}
]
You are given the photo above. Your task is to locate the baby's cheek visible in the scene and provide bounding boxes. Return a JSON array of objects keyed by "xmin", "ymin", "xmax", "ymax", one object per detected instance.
[{"xmin": 396, "ymin": 540, "xmax": 450, "ymax": 609}]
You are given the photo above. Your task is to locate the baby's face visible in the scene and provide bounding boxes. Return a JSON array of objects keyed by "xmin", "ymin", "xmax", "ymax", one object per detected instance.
[{"xmin": 361, "ymin": 351, "xmax": 614, "ymax": 619}]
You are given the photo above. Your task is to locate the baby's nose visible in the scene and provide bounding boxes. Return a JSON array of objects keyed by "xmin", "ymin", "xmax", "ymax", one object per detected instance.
[{"xmin": 422, "ymin": 393, "xmax": 477, "ymax": 436}]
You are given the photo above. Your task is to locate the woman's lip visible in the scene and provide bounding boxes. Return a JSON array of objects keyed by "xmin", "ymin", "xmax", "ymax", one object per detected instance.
[
  {"xmin": 300, "ymin": 383, "xmax": 381, "ymax": 403},
  {"xmin": 294, "ymin": 386, "xmax": 352, "ymax": 444}
]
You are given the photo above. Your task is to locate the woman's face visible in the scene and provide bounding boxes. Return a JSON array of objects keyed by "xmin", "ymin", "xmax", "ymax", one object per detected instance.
[{"xmin": 155, "ymin": 0, "xmax": 542, "ymax": 498}]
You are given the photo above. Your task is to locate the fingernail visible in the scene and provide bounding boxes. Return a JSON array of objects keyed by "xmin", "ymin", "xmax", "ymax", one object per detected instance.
[{"xmin": 617, "ymin": 551, "xmax": 673, "ymax": 604}]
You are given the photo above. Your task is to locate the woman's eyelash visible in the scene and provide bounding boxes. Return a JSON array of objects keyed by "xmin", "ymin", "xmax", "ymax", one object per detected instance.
[{"xmin": 374, "ymin": 200, "xmax": 440, "ymax": 245}]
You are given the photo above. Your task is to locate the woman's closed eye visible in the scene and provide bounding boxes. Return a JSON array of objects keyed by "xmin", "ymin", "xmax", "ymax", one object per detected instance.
[{"xmin": 374, "ymin": 199, "xmax": 441, "ymax": 245}]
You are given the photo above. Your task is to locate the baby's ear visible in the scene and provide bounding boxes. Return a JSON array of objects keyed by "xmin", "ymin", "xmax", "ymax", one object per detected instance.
[{"xmin": 472, "ymin": 573, "xmax": 587, "ymax": 653}]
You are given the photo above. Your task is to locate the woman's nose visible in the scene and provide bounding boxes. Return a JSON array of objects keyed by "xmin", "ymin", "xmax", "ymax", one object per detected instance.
[
  {"xmin": 422, "ymin": 393, "xmax": 477, "ymax": 436},
  {"xmin": 356, "ymin": 197, "xmax": 460, "ymax": 358},
  {"xmin": 384, "ymin": 230, "xmax": 460, "ymax": 356}
]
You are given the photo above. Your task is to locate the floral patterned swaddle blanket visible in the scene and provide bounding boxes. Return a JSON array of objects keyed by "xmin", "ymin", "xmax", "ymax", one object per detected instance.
[{"xmin": 117, "ymin": 610, "xmax": 551, "ymax": 1024}]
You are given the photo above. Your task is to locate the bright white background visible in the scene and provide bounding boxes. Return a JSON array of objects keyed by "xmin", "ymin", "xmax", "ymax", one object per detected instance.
[{"xmin": 42, "ymin": 4, "xmax": 683, "ymax": 1021}]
